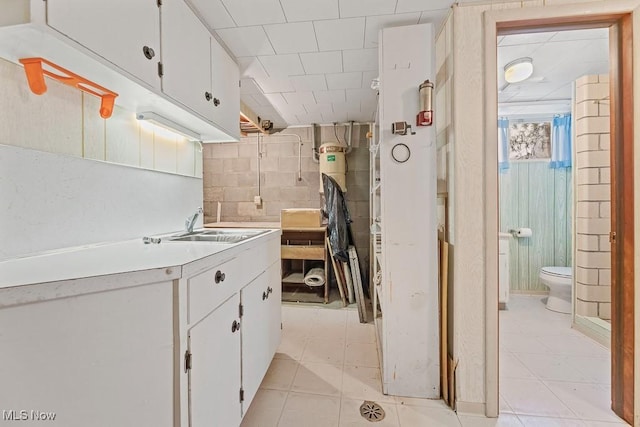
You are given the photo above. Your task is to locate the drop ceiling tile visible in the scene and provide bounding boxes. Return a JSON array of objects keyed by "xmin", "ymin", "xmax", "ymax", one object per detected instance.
[
  {"xmin": 348, "ymin": 109, "xmax": 375, "ymax": 122},
  {"xmin": 362, "ymin": 71, "xmax": 379, "ymax": 89},
  {"xmin": 300, "ymin": 51, "xmax": 343, "ymax": 74},
  {"xmin": 339, "ymin": 0, "xmax": 397, "ymax": 18},
  {"xmin": 314, "ymin": 18, "xmax": 365, "ymax": 51},
  {"xmin": 304, "ymin": 103, "xmax": 334, "ymax": 114},
  {"xmin": 549, "ymin": 28, "xmax": 608, "ymax": 42},
  {"xmin": 296, "ymin": 112, "xmax": 324, "ymax": 124},
  {"xmin": 343, "ymin": 48, "xmax": 378, "ymax": 72},
  {"xmin": 190, "ymin": 0, "xmax": 236, "ymax": 29},
  {"xmin": 256, "ymin": 77, "xmax": 295, "ymax": 93},
  {"xmin": 237, "ymin": 57, "xmax": 269, "ymax": 80},
  {"xmin": 501, "ymin": 32, "xmax": 556, "ymax": 46},
  {"xmin": 332, "ymin": 100, "xmax": 361, "ymax": 114},
  {"xmin": 290, "ymin": 75, "xmax": 328, "ymax": 91},
  {"xmin": 326, "ymin": 72, "xmax": 363, "ymax": 90},
  {"xmin": 398, "ymin": 0, "xmax": 451, "ymax": 13},
  {"xmin": 321, "ymin": 112, "xmax": 343, "ymax": 123},
  {"xmin": 216, "ymin": 26, "xmax": 275, "ymax": 57},
  {"xmin": 314, "ymin": 90, "xmax": 346, "ymax": 104},
  {"xmin": 346, "ymin": 88, "xmax": 377, "ymax": 104},
  {"xmin": 258, "ymin": 54, "xmax": 305, "ymax": 77},
  {"xmin": 221, "ymin": 0, "xmax": 285, "ymax": 27},
  {"xmin": 363, "ymin": 13, "xmax": 421, "ymax": 48},
  {"xmin": 280, "ymin": 0, "xmax": 339, "ymax": 22},
  {"xmin": 264, "ymin": 22, "xmax": 318, "ymax": 54},
  {"xmin": 282, "ymin": 91, "xmax": 316, "ymax": 106},
  {"xmin": 240, "ymin": 78, "xmax": 263, "ymax": 94}
]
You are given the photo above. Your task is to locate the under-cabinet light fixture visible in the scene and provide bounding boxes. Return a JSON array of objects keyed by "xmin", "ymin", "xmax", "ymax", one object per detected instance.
[{"xmin": 136, "ymin": 112, "xmax": 201, "ymax": 141}]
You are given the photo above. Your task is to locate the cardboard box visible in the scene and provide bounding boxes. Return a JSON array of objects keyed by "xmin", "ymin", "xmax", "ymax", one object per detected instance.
[{"xmin": 281, "ymin": 208, "xmax": 322, "ymax": 228}]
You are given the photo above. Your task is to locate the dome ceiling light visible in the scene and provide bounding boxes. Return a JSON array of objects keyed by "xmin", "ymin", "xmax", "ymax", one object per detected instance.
[{"xmin": 504, "ymin": 57, "xmax": 534, "ymax": 84}]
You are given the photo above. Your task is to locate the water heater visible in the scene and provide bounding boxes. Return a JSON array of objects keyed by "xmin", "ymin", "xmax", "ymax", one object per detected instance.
[{"xmin": 319, "ymin": 142, "xmax": 347, "ymax": 193}]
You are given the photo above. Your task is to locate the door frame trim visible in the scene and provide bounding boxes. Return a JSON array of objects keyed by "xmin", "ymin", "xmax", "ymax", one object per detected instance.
[{"xmin": 483, "ymin": 1, "xmax": 638, "ymax": 420}]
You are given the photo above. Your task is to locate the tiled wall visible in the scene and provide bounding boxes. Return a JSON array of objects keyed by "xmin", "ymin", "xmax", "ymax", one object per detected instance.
[
  {"xmin": 500, "ymin": 162, "xmax": 572, "ymax": 292},
  {"xmin": 0, "ymin": 57, "xmax": 202, "ymax": 178},
  {"xmin": 202, "ymin": 125, "xmax": 371, "ymax": 277},
  {"xmin": 574, "ymin": 74, "xmax": 611, "ymax": 321}
]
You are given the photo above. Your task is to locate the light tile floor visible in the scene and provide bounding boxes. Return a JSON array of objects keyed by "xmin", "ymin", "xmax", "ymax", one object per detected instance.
[
  {"xmin": 241, "ymin": 297, "xmax": 630, "ymax": 427},
  {"xmin": 499, "ymin": 295, "xmax": 629, "ymax": 427}
]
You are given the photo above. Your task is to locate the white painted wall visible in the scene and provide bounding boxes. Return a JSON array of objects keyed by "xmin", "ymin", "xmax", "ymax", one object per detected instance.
[{"xmin": 0, "ymin": 57, "xmax": 203, "ymax": 259}]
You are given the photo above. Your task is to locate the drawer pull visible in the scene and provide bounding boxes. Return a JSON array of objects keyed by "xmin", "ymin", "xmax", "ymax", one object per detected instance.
[
  {"xmin": 215, "ymin": 270, "xmax": 226, "ymax": 284},
  {"xmin": 231, "ymin": 320, "xmax": 240, "ymax": 333}
]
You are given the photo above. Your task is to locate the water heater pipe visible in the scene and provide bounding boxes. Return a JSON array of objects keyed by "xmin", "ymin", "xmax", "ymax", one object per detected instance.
[
  {"xmin": 311, "ymin": 124, "xmax": 320, "ymax": 163},
  {"xmin": 275, "ymin": 133, "xmax": 303, "ymax": 181},
  {"xmin": 346, "ymin": 121, "xmax": 354, "ymax": 154}
]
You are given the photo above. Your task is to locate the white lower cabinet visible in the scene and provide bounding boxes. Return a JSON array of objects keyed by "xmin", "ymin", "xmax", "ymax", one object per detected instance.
[
  {"xmin": 240, "ymin": 262, "xmax": 282, "ymax": 409},
  {"xmin": 0, "ymin": 281, "xmax": 175, "ymax": 427},
  {"xmin": 184, "ymin": 237, "xmax": 281, "ymax": 427},
  {"xmin": 189, "ymin": 293, "xmax": 242, "ymax": 427},
  {"xmin": 186, "ymin": 260, "xmax": 281, "ymax": 426}
]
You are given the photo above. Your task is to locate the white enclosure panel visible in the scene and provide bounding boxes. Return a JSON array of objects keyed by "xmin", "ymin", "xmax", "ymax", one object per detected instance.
[
  {"xmin": 189, "ymin": 293, "xmax": 242, "ymax": 427},
  {"xmin": 47, "ymin": 0, "xmax": 161, "ymax": 90},
  {"xmin": 161, "ymin": 0, "xmax": 212, "ymax": 120},
  {"xmin": 379, "ymin": 23, "xmax": 439, "ymax": 398},
  {"xmin": 211, "ymin": 39, "xmax": 241, "ymax": 140},
  {"xmin": 241, "ymin": 261, "xmax": 282, "ymax": 410},
  {"xmin": 0, "ymin": 281, "xmax": 174, "ymax": 427}
]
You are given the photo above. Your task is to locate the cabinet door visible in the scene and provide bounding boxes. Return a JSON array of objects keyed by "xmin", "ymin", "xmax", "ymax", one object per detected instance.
[
  {"xmin": 241, "ymin": 262, "xmax": 282, "ymax": 410},
  {"xmin": 211, "ymin": 39, "xmax": 240, "ymax": 140},
  {"xmin": 47, "ymin": 0, "xmax": 161, "ymax": 90},
  {"xmin": 189, "ymin": 294, "xmax": 242, "ymax": 427},
  {"xmin": 161, "ymin": 0, "xmax": 212, "ymax": 119}
]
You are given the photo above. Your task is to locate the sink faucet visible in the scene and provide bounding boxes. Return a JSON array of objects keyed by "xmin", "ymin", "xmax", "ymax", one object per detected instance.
[{"xmin": 185, "ymin": 207, "xmax": 203, "ymax": 233}]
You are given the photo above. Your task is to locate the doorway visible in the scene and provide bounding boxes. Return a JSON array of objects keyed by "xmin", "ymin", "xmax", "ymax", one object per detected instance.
[
  {"xmin": 496, "ymin": 26, "xmax": 620, "ymax": 424},
  {"xmin": 484, "ymin": 5, "xmax": 636, "ymax": 425}
]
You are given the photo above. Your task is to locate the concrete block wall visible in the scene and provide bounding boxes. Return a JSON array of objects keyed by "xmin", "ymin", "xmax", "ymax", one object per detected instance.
[
  {"xmin": 202, "ymin": 125, "xmax": 371, "ymax": 278},
  {"xmin": 574, "ymin": 74, "xmax": 611, "ymax": 321}
]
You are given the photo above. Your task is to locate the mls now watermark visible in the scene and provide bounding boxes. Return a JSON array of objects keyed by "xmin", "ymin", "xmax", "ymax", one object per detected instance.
[{"xmin": 2, "ymin": 410, "xmax": 56, "ymax": 421}]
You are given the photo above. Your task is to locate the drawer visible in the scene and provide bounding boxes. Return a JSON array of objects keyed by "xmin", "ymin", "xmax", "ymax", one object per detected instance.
[
  {"xmin": 188, "ymin": 256, "xmax": 245, "ymax": 325},
  {"xmin": 281, "ymin": 245, "xmax": 325, "ymax": 260},
  {"xmin": 188, "ymin": 236, "xmax": 280, "ymax": 325}
]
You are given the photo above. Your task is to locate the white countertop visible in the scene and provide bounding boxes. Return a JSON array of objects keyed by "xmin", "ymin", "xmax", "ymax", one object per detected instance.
[{"xmin": 0, "ymin": 228, "xmax": 280, "ymax": 290}]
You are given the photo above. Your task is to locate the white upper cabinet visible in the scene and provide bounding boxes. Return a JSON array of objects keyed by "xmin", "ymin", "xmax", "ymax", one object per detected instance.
[
  {"xmin": 0, "ymin": 0, "xmax": 240, "ymax": 142},
  {"xmin": 211, "ymin": 39, "xmax": 240, "ymax": 141},
  {"xmin": 47, "ymin": 0, "xmax": 161, "ymax": 90},
  {"xmin": 161, "ymin": 0, "xmax": 213, "ymax": 121}
]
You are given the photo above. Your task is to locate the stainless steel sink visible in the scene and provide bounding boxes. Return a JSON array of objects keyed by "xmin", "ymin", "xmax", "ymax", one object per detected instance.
[{"xmin": 167, "ymin": 228, "xmax": 269, "ymax": 244}]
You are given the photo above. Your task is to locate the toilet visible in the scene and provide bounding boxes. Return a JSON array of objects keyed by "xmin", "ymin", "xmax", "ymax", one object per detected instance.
[{"xmin": 539, "ymin": 266, "xmax": 572, "ymax": 314}]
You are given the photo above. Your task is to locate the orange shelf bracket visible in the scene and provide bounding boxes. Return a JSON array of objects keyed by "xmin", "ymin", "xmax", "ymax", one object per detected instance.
[{"xmin": 19, "ymin": 57, "xmax": 119, "ymax": 119}]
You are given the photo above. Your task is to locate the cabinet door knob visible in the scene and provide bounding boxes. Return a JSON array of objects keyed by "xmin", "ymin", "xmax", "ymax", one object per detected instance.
[
  {"xmin": 231, "ymin": 320, "xmax": 240, "ymax": 333},
  {"xmin": 213, "ymin": 97, "xmax": 220, "ymax": 107},
  {"xmin": 267, "ymin": 286, "xmax": 273, "ymax": 295},
  {"xmin": 215, "ymin": 270, "xmax": 225, "ymax": 284},
  {"xmin": 142, "ymin": 46, "xmax": 155, "ymax": 60},
  {"xmin": 205, "ymin": 91, "xmax": 213, "ymax": 101},
  {"xmin": 262, "ymin": 291, "xmax": 268, "ymax": 301}
]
